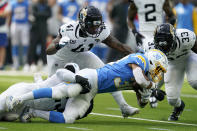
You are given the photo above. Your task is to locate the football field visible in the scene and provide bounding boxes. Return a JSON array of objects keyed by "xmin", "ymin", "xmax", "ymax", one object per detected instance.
[{"xmin": 0, "ymin": 74, "xmax": 197, "ymax": 131}]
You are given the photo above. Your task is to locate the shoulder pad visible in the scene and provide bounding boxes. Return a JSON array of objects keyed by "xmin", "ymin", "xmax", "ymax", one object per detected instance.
[
  {"xmin": 59, "ymin": 21, "xmax": 78, "ymax": 39},
  {"xmin": 98, "ymin": 23, "xmax": 110, "ymax": 41},
  {"xmin": 176, "ymin": 29, "xmax": 196, "ymax": 49}
]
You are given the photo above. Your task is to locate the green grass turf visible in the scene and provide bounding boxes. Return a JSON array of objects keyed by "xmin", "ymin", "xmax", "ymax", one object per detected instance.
[{"xmin": 0, "ymin": 75, "xmax": 197, "ymax": 131}]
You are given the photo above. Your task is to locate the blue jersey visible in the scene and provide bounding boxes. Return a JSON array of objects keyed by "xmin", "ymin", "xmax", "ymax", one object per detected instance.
[
  {"xmin": 175, "ymin": 3, "xmax": 194, "ymax": 31},
  {"xmin": 96, "ymin": 53, "xmax": 149, "ymax": 93},
  {"xmin": 59, "ymin": 1, "xmax": 79, "ymax": 20},
  {"xmin": 11, "ymin": 0, "xmax": 29, "ymax": 23}
]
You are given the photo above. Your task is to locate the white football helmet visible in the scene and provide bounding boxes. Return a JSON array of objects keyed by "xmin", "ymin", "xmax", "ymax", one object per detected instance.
[
  {"xmin": 64, "ymin": 63, "xmax": 80, "ymax": 73},
  {"xmin": 145, "ymin": 49, "xmax": 168, "ymax": 83}
]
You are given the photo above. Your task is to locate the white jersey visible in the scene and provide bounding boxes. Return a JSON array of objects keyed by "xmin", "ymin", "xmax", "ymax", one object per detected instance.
[
  {"xmin": 55, "ymin": 21, "xmax": 110, "ymax": 59},
  {"xmin": 167, "ymin": 29, "xmax": 196, "ymax": 61},
  {"xmin": 134, "ymin": 0, "xmax": 165, "ymax": 37},
  {"xmin": 144, "ymin": 29, "xmax": 196, "ymax": 61}
]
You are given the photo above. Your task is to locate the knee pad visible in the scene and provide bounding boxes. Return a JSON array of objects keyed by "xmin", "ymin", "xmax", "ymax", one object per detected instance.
[
  {"xmin": 167, "ymin": 98, "xmax": 181, "ymax": 107},
  {"xmin": 188, "ymin": 80, "xmax": 197, "ymax": 90}
]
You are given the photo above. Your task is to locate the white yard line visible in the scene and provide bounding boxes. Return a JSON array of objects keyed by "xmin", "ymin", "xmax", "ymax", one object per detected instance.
[
  {"xmin": 90, "ymin": 112, "xmax": 197, "ymax": 127},
  {"xmin": 0, "ymin": 127, "xmax": 7, "ymax": 130},
  {"xmin": 106, "ymin": 107, "xmax": 120, "ymax": 111},
  {"xmin": 66, "ymin": 127, "xmax": 92, "ymax": 130},
  {"xmin": 148, "ymin": 127, "xmax": 171, "ymax": 131},
  {"xmin": 0, "ymin": 71, "xmax": 48, "ymax": 76}
]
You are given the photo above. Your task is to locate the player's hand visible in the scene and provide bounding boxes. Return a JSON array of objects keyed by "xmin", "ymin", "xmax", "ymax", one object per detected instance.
[
  {"xmin": 55, "ymin": 37, "xmax": 69, "ymax": 50},
  {"xmin": 152, "ymin": 88, "xmax": 166, "ymax": 101},
  {"xmin": 169, "ymin": 16, "xmax": 176, "ymax": 26},
  {"xmin": 132, "ymin": 29, "xmax": 145, "ymax": 46},
  {"xmin": 138, "ymin": 88, "xmax": 152, "ymax": 103}
]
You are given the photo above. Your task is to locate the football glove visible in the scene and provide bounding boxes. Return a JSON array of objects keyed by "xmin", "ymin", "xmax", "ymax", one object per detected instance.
[
  {"xmin": 152, "ymin": 88, "xmax": 166, "ymax": 101},
  {"xmin": 138, "ymin": 88, "xmax": 152, "ymax": 102},
  {"xmin": 132, "ymin": 29, "xmax": 145, "ymax": 46},
  {"xmin": 75, "ymin": 75, "xmax": 91, "ymax": 94},
  {"xmin": 55, "ymin": 37, "xmax": 69, "ymax": 50}
]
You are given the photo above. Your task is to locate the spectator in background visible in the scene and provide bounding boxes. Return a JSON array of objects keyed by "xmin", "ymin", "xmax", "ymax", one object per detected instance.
[
  {"xmin": 57, "ymin": 0, "xmax": 80, "ymax": 24},
  {"xmin": 106, "ymin": 0, "xmax": 129, "ymax": 62},
  {"xmin": 9, "ymin": 0, "xmax": 30, "ymax": 70},
  {"xmin": 0, "ymin": 0, "xmax": 10, "ymax": 70},
  {"xmin": 174, "ymin": 0, "xmax": 197, "ymax": 34},
  {"xmin": 46, "ymin": 0, "xmax": 61, "ymax": 48},
  {"xmin": 27, "ymin": 0, "xmax": 51, "ymax": 72}
]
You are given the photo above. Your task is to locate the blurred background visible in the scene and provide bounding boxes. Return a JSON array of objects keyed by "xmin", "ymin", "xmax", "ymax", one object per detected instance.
[{"xmin": 0, "ymin": 0, "xmax": 196, "ymax": 74}]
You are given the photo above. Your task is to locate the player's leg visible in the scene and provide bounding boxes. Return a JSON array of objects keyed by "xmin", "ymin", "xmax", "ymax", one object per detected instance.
[
  {"xmin": 186, "ymin": 52, "xmax": 197, "ymax": 90},
  {"xmin": 164, "ymin": 60, "xmax": 186, "ymax": 121},
  {"xmin": 46, "ymin": 55, "xmax": 66, "ymax": 77},
  {"xmin": 7, "ymin": 82, "xmax": 83, "ymax": 108},
  {"xmin": 21, "ymin": 24, "xmax": 29, "ymax": 66},
  {"xmin": 20, "ymin": 94, "xmax": 92, "ymax": 123},
  {"xmin": 10, "ymin": 23, "xmax": 20, "ymax": 70}
]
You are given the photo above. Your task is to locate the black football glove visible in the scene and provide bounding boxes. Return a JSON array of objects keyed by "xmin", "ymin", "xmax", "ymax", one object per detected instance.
[
  {"xmin": 169, "ymin": 16, "xmax": 176, "ymax": 26},
  {"xmin": 152, "ymin": 89, "xmax": 166, "ymax": 101},
  {"xmin": 75, "ymin": 75, "xmax": 91, "ymax": 94},
  {"xmin": 132, "ymin": 29, "xmax": 145, "ymax": 46}
]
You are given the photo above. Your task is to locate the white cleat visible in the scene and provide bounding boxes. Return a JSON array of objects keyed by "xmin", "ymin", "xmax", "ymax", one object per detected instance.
[
  {"xmin": 121, "ymin": 104, "xmax": 140, "ymax": 118},
  {"xmin": 5, "ymin": 96, "xmax": 22, "ymax": 112}
]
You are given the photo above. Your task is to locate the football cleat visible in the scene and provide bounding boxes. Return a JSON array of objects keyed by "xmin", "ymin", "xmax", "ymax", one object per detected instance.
[
  {"xmin": 168, "ymin": 100, "xmax": 185, "ymax": 121},
  {"xmin": 5, "ymin": 96, "xmax": 22, "ymax": 112},
  {"xmin": 121, "ymin": 104, "xmax": 140, "ymax": 118}
]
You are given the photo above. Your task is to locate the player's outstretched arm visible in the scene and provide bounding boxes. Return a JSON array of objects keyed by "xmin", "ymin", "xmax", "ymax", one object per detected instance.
[
  {"xmin": 127, "ymin": 1, "xmax": 137, "ymax": 30},
  {"xmin": 163, "ymin": 0, "xmax": 176, "ymax": 26},
  {"xmin": 129, "ymin": 64, "xmax": 154, "ymax": 89},
  {"xmin": 102, "ymin": 34, "xmax": 134, "ymax": 55},
  {"xmin": 128, "ymin": 63, "xmax": 153, "ymax": 108},
  {"xmin": 46, "ymin": 35, "xmax": 61, "ymax": 55}
]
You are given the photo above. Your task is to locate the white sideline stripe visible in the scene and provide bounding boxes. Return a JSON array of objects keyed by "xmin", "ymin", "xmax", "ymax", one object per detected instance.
[
  {"xmin": 181, "ymin": 94, "xmax": 197, "ymax": 98},
  {"xmin": 0, "ymin": 71, "xmax": 48, "ymax": 76},
  {"xmin": 106, "ymin": 107, "xmax": 120, "ymax": 111},
  {"xmin": 0, "ymin": 127, "xmax": 7, "ymax": 130},
  {"xmin": 90, "ymin": 112, "xmax": 197, "ymax": 127},
  {"xmin": 66, "ymin": 127, "xmax": 92, "ymax": 130},
  {"xmin": 148, "ymin": 127, "xmax": 171, "ymax": 131}
]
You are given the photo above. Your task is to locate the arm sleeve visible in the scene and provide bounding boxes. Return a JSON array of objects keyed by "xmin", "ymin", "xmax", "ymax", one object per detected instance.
[{"xmin": 133, "ymin": 66, "xmax": 151, "ymax": 88}]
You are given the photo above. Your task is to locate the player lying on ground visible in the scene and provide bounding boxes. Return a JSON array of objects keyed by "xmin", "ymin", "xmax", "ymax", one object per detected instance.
[
  {"xmin": 6, "ymin": 49, "xmax": 168, "ymax": 123},
  {"xmin": 0, "ymin": 63, "xmax": 81, "ymax": 121},
  {"xmin": 1, "ymin": 63, "xmax": 138, "ymax": 123}
]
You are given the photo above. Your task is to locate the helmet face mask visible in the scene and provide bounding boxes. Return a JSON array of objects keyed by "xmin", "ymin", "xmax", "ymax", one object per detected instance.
[
  {"xmin": 78, "ymin": 6, "xmax": 103, "ymax": 38},
  {"xmin": 154, "ymin": 23, "xmax": 176, "ymax": 54},
  {"xmin": 146, "ymin": 49, "xmax": 168, "ymax": 83},
  {"xmin": 149, "ymin": 62, "xmax": 166, "ymax": 83}
]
